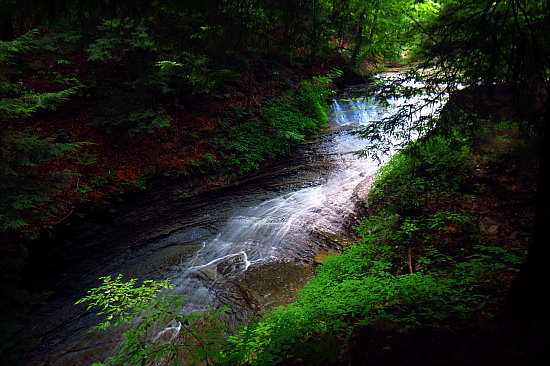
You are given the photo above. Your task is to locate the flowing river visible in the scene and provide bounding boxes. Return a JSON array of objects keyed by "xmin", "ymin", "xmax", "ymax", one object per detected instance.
[{"xmin": 20, "ymin": 75, "xmax": 439, "ymax": 365}]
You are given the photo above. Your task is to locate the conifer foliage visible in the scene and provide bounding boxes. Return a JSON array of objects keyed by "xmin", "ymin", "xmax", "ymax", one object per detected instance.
[{"xmin": 0, "ymin": 31, "xmax": 82, "ymax": 233}]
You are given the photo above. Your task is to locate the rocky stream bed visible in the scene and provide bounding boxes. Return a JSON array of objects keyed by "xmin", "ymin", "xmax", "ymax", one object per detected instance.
[{"xmin": 19, "ymin": 81, "xmax": 427, "ymax": 365}]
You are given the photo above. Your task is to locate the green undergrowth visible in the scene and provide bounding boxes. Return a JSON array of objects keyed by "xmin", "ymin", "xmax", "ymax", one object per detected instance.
[
  {"xmin": 197, "ymin": 72, "xmax": 338, "ymax": 176},
  {"xmin": 78, "ymin": 111, "xmax": 529, "ymax": 366},
  {"xmin": 72, "ymin": 71, "xmax": 339, "ymax": 219},
  {"xmin": 211, "ymin": 114, "xmax": 528, "ymax": 365}
]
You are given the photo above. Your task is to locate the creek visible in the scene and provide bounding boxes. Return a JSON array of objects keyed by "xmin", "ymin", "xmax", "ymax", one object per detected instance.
[{"xmin": 20, "ymin": 74, "xmax": 439, "ymax": 365}]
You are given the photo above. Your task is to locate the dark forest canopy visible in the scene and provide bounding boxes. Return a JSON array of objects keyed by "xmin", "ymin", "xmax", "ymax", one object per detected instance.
[{"xmin": 1, "ymin": 0, "xmax": 420, "ymax": 63}]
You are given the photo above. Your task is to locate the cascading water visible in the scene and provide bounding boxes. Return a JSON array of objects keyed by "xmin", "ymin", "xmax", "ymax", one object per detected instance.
[
  {"xmin": 166, "ymin": 77, "xmax": 442, "ymax": 315},
  {"xmin": 21, "ymin": 76, "xmax": 443, "ymax": 366}
]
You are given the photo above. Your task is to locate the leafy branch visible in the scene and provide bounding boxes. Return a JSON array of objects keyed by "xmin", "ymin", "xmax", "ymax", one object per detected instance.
[{"xmin": 76, "ymin": 275, "xmax": 227, "ymax": 366}]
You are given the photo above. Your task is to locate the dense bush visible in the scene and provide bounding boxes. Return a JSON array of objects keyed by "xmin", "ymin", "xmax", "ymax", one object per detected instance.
[
  {"xmin": 77, "ymin": 108, "xmax": 528, "ymax": 366},
  {"xmin": 76, "ymin": 275, "xmax": 227, "ymax": 366},
  {"xmin": 212, "ymin": 116, "xmax": 525, "ymax": 365},
  {"xmin": 215, "ymin": 75, "xmax": 335, "ymax": 174},
  {"xmin": 367, "ymin": 128, "xmax": 472, "ymax": 213}
]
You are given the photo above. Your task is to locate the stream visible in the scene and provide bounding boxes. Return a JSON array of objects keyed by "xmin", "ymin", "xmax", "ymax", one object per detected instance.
[{"xmin": 20, "ymin": 75, "xmax": 439, "ymax": 365}]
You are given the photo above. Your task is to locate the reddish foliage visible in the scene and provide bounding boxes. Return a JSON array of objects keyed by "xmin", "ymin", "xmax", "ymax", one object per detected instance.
[{"xmin": 25, "ymin": 55, "xmax": 310, "ymax": 229}]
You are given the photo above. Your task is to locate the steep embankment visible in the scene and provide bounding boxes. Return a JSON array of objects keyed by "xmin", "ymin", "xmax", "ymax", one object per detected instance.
[
  {"xmin": 344, "ymin": 117, "xmax": 544, "ymax": 366},
  {"xmin": 1, "ymin": 48, "xmax": 346, "ymax": 363},
  {"xmin": 201, "ymin": 86, "xmax": 547, "ymax": 366},
  {"xmin": 340, "ymin": 88, "xmax": 549, "ymax": 366},
  {"xmin": 24, "ymin": 64, "xmax": 334, "ymax": 229}
]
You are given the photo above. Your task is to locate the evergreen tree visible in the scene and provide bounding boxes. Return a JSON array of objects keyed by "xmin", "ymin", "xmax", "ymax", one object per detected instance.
[
  {"xmin": 412, "ymin": 0, "xmax": 550, "ymax": 312},
  {"xmin": 1, "ymin": 31, "xmax": 82, "ymax": 233},
  {"xmin": 0, "ymin": 29, "xmax": 85, "ymax": 364},
  {"xmin": 360, "ymin": 0, "xmax": 549, "ymax": 312}
]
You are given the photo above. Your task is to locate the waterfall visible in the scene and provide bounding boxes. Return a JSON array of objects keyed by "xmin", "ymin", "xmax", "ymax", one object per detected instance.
[
  {"xmin": 22, "ymin": 76, "xmax": 444, "ymax": 365},
  {"xmin": 169, "ymin": 91, "xmax": 419, "ymax": 312}
]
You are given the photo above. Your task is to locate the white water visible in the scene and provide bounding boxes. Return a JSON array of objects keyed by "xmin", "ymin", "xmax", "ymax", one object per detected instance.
[
  {"xmin": 169, "ymin": 81, "xmax": 441, "ymax": 311},
  {"xmin": 22, "ymin": 78, "xmax": 444, "ymax": 366}
]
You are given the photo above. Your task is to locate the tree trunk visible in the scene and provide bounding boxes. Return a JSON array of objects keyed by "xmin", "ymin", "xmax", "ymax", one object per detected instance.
[
  {"xmin": 349, "ymin": 10, "xmax": 366, "ymax": 67},
  {"xmin": 0, "ymin": 15, "xmax": 14, "ymax": 41},
  {"xmin": 507, "ymin": 83, "xmax": 550, "ymax": 313}
]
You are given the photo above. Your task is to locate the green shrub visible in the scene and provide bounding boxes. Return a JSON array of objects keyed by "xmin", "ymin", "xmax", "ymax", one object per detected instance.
[
  {"xmin": 219, "ymin": 236, "xmax": 515, "ymax": 365},
  {"xmin": 216, "ymin": 76, "xmax": 333, "ymax": 174},
  {"xmin": 77, "ymin": 275, "xmax": 227, "ymax": 366},
  {"xmin": 369, "ymin": 130, "xmax": 471, "ymax": 212}
]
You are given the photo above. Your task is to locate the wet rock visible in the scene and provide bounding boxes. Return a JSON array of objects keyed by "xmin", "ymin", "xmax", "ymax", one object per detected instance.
[
  {"xmin": 314, "ymin": 230, "xmax": 355, "ymax": 249},
  {"xmin": 353, "ymin": 175, "xmax": 375, "ymax": 201},
  {"xmin": 215, "ymin": 281, "xmax": 263, "ymax": 326},
  {"xmin": 314, "ymin": 249, "xmax": 339, "ymax": 264},
  {"xmin": 124, "ymin": 243, "xmax": 204, "ymax": 277},
  {"xmin": 217, "ymin": 253, "xmax": 249, "ymax": 277},
  {"xmin": 151, "ymin": 226, "xmax": 213, "ymax": 246},
  {"xmin": 195, "ymin": 252, "xmax": 249, "ymax": 282},
  {"xmin": 236, "ymin": 262, "xmax": 314, "ymax": 309},
  {"xmin": 25, "ymin": 326, "xmax": 123, "ymax": 366},
  {"xmin": 194, "ymin": 265, "xmax": 219, "ymax": 282}
]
